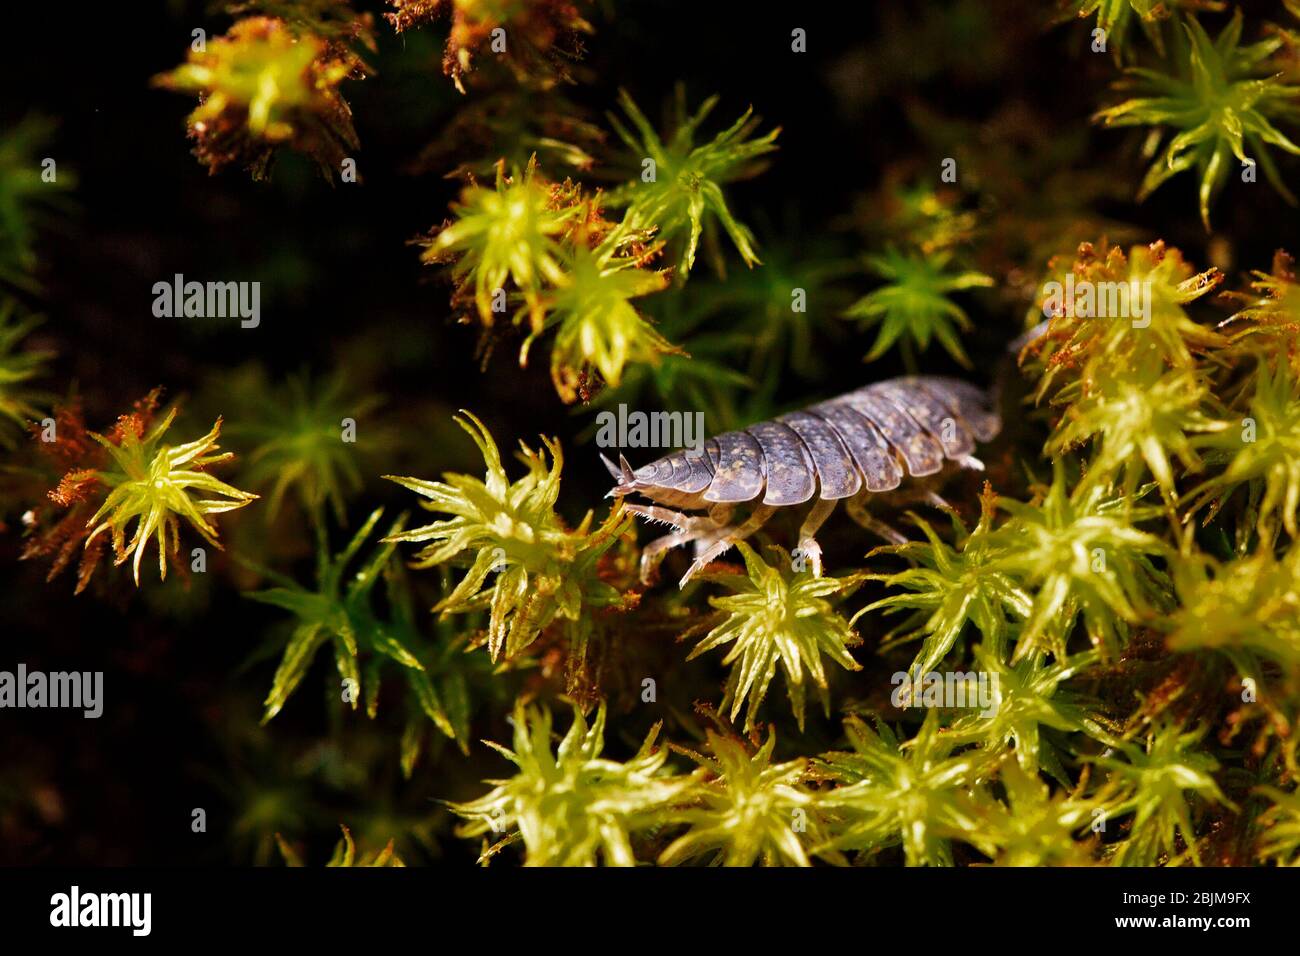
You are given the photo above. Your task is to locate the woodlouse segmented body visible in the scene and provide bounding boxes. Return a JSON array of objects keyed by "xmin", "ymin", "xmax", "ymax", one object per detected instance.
[{"xmin": 603, "ymin": 375, "xmax": 1000, "ymax": 587}]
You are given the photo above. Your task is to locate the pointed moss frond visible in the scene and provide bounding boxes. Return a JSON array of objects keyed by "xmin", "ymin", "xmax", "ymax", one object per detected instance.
[
  {"xmin": 1091, "ymin": 716, "xmax": 1231, "ymax": 865},
  {"xmin": 988, "ymin": 462, "xmax": 1172, "ymax": 661},
  {"xmin": 690, "ymin": 543, "xmax": 863, "ymax": 732},
  {"xmin": 277, "ymin": 824, "xmax": 404, "ymax": 867},
  {"xmin": 983, "ymin": 758, "xmax": 1103, "ymax": 866},
  {"xmin": 1027, "ymin": 240, "xmax": 1232, "ymax": 501},
  {"xmin": 419, "ymin": 162, "xmax": 681, "ymax": 401},
  {"xmin": 1187, "ymin": 359, "xmax": 1300, "ymax": 538},
  {"xmin": 1094, "ymin": 11, "xmax": 1300, "ymax": 229},
  {"xmin": 23, "ymin": 392, "xmax": 162, "ymax": 593},
  {"xmin": 1046, "ymin": 357, "xmax": 1228, "ymax": 506},
  {"xmin": 577, "ymin": 285, "xmax": 756, "ymax": 436},
  {"xmin": 0, "ymin": 299, "xmax": 53, "ymax": 446},
  {"xmin": 1028, "ymin": 240, "xmax": 1224, "ymax": 401},
  {"xmin": 859, "ymin": 493, "xmax": 1032, "ymax": 678},
  {"xmin": 844, "ymin": 247, "xmax": 992, "ymax": 368},
  {"xmin": 1059, "ymin": 0, "xmax": 1224, "ymax": 60},
  {"xmin": 816, "ymin": 711, "xmax": 999, "ymax": 866},
  {"xmin": 420, "ymin": 156, "xmax": 578, "ymax": 332},
  {"xmin": 0, "ymin": 114, "xmax": 76, "ymax": 292},
  {"xmin": 153, "ymin": 16, "xmax": 367, "ymax": 179},
  {"xmin": 450, "ymin": 702, "xmax": 692, "ymax": 866},
  {"xmin": 1216, "ymin": 249, "xmax": 1300, "ymax": 370},
  {"xmin": 85, "ymin": 409, "xmax": 258, "ymax": 585},
  {"xmin": 690, "ymin": 231, "xmax": 855, "ymax": 389},
  {"xmin": 659, "ymin": 728, "xmax": 827, "ymax": 867},
  {"xmin": 541, "ymin": 221, "xmax": 678, "ymax": 402},
  {"xmin": 384, "ymin": 411, "xmax": 630, "ymax": 661},
  {"xmin": 1255, "ymin": 784, "xmax": 1300, "ymax": 865},
  {"xmin": 225, "ymin": 370, "xmax": 384, "ymax": 524},
  {"xmin": 247, "ymin": 507, "xmax": 437, "ymax": 723},
  {"xmin": 248, "ymin": 508, "xmax": 482, "ymax": 766},
  {"xmin": 386, "ymin": 558, "xmax": 494, "ymax": 765},
  {"xmin": 947, "ymin": 644, "xmax": 1115, "ymax": 780},
  {"xmin": 606, "ymin": 88, "xmax": 779, "ymax": 278},
  {"xmin": 1163, "ymin": 541, "xmax": 1300, "ymax": 677}
]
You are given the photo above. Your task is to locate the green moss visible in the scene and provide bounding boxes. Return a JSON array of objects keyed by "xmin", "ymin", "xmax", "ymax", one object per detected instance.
[{"xmin": 11, "ymin": 0, "xmax": 1300, "ymax": 870}]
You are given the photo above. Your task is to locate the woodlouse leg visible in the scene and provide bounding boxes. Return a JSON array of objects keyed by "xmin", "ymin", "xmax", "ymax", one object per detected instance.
[
  {"xmin": 640, "ymin": 529, "xmax": 697, "ymax": 584},
  {"xmin": 708, "ymin": 503, "xmax": 735, "ymax": 525},
  {"xmin": 679, "ymin": 504, "xmax": 778, "ymax": 588},
  {"xmin": 923, "ymin": 490, "xmax": 957, "ymax": 515},
  {"xmin": 623, "ymin": 503, "xmax": 695, "ymax": 531},
  {"xmin": 689, "ymin": 505, "xmax": 735, "ymax": 555},
  {"xmin": 637, "ymin": 508, "xmax": 739, "ymax": 585},
  {"xmin": 631, "ymin": 506, "xmax": 731, "ymax": 584},
  {"xmin": 845, "ymin": 493, "xmax": 908, "ymax": 545},
  {"xmin": 796, "ymin": 497, "xmax": 837, "ymax": 577}
]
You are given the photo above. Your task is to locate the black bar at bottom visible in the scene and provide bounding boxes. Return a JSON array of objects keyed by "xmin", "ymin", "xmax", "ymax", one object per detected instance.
[{"xmin": 0, "ymin": 865, "xmax": 1290, "ymax": 942}]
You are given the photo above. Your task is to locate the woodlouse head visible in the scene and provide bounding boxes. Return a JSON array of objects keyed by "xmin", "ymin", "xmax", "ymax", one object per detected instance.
[
  {"xmin": 600, "ymin": 453, "xmax": 641, "ymax": 498},
  {"xmin": 601, "ymin": 450, "xmax": 715, "ymax": 511}
]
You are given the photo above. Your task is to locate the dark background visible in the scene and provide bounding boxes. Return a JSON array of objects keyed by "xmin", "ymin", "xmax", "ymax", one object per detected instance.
[{"xmin": 1, "ymin": 0, "xmax": 1294, "ymax": 865}]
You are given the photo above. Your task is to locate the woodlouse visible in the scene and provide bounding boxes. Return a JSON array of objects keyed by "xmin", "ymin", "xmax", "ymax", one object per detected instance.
[{"xmin": 602, "ymin": 375, "xmax": 1001, "ymax": 587}]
